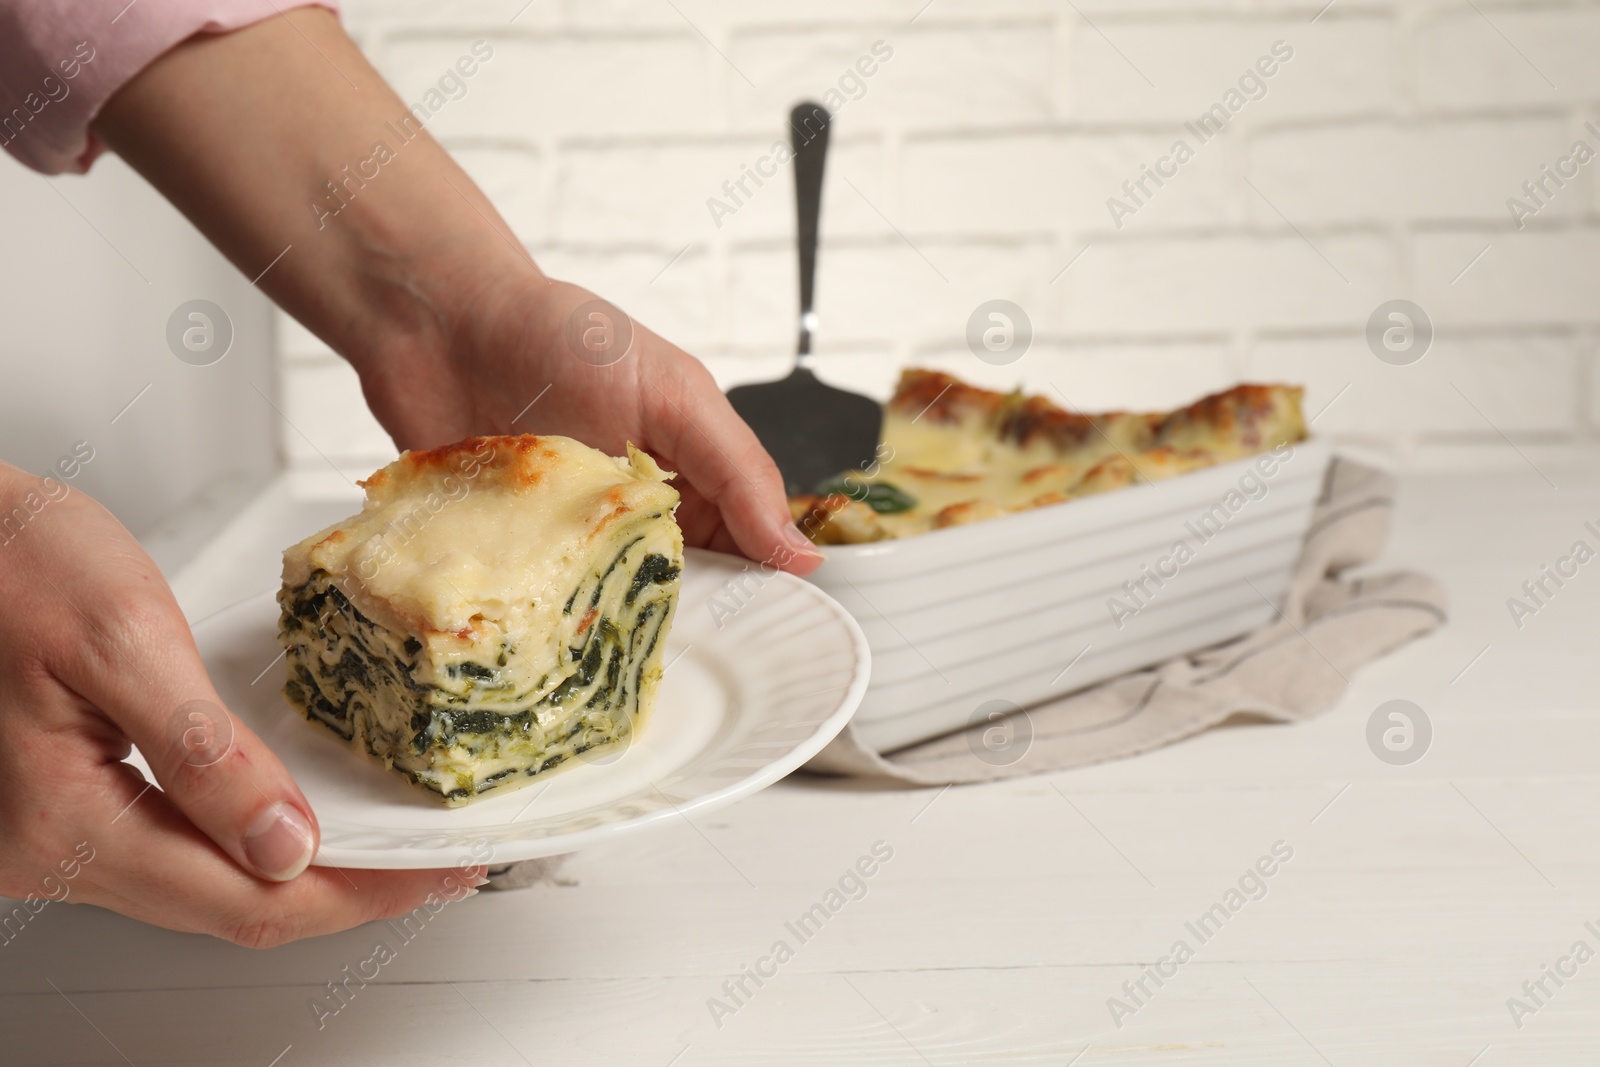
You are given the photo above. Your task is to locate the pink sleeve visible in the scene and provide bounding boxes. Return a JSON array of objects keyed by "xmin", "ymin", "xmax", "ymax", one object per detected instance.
[{"xmin": 0, "ymin": 0, "xmax": 339, "ymax": 175}]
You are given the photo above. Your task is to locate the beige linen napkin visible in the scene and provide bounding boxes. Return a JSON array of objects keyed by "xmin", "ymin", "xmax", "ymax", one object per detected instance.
[
  {"xmin": 488, "ymin": 458, "xmax": 1443, "ymax": 886},
  {"xmin": 800, "ymin": 457, "xmax": 1447, "ymax": 785}
]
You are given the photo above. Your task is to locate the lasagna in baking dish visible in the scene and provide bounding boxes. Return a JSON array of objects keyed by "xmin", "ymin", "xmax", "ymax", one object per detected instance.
[
  {"xmin": 277, "ymin": 435, "xmax": 683, "ymax": 806},
  {"xmin": 790, "ymin": 369, "xmax": 1307, "ymax": 543}
]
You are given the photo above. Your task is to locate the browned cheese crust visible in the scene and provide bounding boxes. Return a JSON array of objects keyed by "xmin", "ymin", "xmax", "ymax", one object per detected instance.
[{"xmin": 790, "ymin": 369, "xmax": 1307, "ymax": 543}]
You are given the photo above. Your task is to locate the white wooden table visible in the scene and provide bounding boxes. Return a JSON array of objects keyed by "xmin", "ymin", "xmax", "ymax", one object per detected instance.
[{"xmin": 5, "ymin": 456, "xmax": 1600, "ymax": 1065}]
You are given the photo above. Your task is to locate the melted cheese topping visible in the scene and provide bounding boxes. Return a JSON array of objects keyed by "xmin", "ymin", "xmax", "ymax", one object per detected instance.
[
  {"xmin": 283, "ymin": 435, "xmax": 678, "ymax": 689},
  {"xmin": 792, "ymin": 371, "xmax": 1306, "ymax": 543},
  {"xmin": 870, "ymin": 410, "xmax": 1092, "ymax": 534}
]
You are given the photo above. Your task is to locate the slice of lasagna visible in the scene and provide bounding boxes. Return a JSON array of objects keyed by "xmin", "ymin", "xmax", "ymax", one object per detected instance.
[
  {"xmin": 790, "ymin": 370, "xmax": 1306, "ymax": 543},
  {"xmin": 277, "ymin": 435, "xmax": 684, "ymax": 806}
]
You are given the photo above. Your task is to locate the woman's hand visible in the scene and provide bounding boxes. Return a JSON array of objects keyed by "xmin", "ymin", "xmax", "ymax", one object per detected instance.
[
  {"xmin": 0, "ymin": 465, "xmax": 485, "ymax": 946},
  {"xmin": 351, "ymin": 271, "xmax": 824, "ymax": 574},
  {"xmin": 60, "ymin": 9, "xmax": 816, "ymax": 945},
  {"xmin": 92, "ymin": 7, "xmax": 820, "ymax": 578}
]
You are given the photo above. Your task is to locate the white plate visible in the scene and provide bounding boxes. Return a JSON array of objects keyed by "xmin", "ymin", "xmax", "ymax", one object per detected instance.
[{"xmin": 147, "ymin": 549, "xmax": 869, "ymax": 869}]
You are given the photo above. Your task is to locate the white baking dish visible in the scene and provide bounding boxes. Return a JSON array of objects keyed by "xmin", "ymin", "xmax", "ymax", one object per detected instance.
[{"xmin": 806, "ymin": 437, "xmax": 1333, "ymax": 753}]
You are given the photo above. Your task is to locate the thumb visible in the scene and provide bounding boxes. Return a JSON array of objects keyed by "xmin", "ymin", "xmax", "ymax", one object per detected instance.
[
  {"xmin": 59, "ymin": 597, "xmax": 319, "ymax": 883},
  {"xmin": 648, "ymin": 354, "xmax": 825, "ymax": 576}
]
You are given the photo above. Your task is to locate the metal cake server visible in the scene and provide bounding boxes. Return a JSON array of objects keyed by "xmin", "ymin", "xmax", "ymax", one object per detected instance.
[{"xmin": 726, "ymin": 102, "xmax": 883, "ymax": 497}]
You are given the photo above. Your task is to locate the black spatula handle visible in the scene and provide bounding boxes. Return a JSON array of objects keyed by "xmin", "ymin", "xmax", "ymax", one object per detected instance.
[{"xmin": 790, "ymin": 101, "xmax": 829, "ymax": 363}]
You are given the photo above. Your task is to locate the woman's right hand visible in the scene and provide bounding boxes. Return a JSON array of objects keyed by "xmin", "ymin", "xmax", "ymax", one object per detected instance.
[{"xmin": 0, "ymin": 462, "xmax": 484, "ymax": 947}]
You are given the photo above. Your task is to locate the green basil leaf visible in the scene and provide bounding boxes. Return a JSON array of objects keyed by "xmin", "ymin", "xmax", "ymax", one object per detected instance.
[
  {"xmin": 860, "ymin": 483, "xmax": 918, "ymax": 514},
  {"xmin": 814, "ymin": 475, "xmax": 917, "ymax": 514}
]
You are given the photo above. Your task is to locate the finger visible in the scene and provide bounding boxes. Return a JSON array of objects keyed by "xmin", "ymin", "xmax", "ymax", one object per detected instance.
[
  {"xmin": 71, "ymin": 763, "xmax": 486, "ymax": 947},
  {"xmin": 670, "ymin": 486, "xmax": 745, "ymax": 557},
  {"xmin": 648, "ymin": 353, "xmax": 824, "ymax": 576},
  {"xmin": 49, "ymin": 563, "xmax": 322, "ymax": 884}
]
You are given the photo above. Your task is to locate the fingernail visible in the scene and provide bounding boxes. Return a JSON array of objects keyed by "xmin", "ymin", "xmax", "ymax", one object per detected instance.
[
  {"xmin": 243, "ymin": 802, "xmax": 315, "ymax": 882},
  {"xmin": 782, "ymin": 524, "xmax": 823, "ymax": 557}
]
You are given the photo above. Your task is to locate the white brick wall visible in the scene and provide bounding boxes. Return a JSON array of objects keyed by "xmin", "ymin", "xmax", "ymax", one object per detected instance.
[{"xmin": 279, "ymin": 0, "xmax": 1600, "ymax": 474}]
